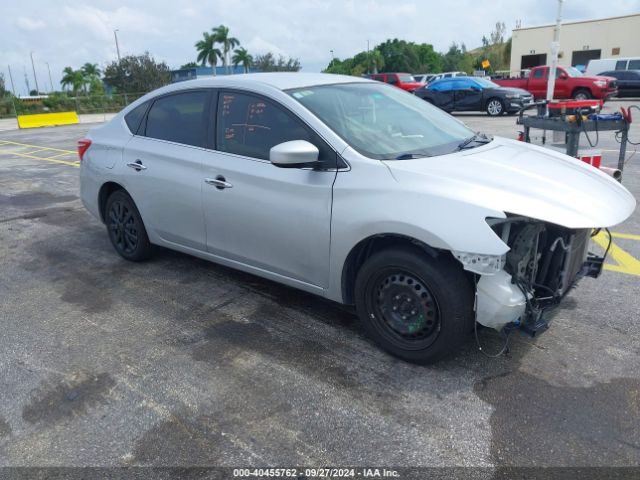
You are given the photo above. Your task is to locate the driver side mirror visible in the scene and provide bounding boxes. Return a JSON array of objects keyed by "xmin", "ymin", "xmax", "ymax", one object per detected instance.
[
  {"xmin": 270, "ymin": 140, "xmax": 319, "ymax": 168},
  {"xmin": 559, "ymin": 73, "xmax": 568, "ymax": 80}
]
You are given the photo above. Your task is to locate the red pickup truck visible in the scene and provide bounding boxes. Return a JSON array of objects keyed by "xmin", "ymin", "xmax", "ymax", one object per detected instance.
[
  {"xmin": 493, "ymin": 66, "xmax": 617, "ymax": 101},
  {"xmin": 367, "ymin": 73, "xmax": 424, "ymax": 92}
]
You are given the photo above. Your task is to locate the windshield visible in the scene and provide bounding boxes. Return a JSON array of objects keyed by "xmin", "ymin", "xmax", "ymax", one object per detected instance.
[
  {"xmin": 564, "ymin": 66, "xmax": 583, "ymax": 77},
  {"xmin": 288, "ymin": 83, "xmax": 474, "ymax": 160},
  {"xmin": 398, "ymin": 74, "xmax": 416, "ymax": 82},
  {"xmin": 473, "ymin": 77, "xmax": 501, "ymax": 88}
]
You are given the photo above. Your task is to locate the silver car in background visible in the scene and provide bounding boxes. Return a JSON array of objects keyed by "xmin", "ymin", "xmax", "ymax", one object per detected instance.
[{"xmin": 79, "ymin": 73, "xmax": 635, "ymax": 363}]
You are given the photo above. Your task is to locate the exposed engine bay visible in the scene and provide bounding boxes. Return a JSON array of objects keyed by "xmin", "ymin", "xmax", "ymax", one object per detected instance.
[{"xmin": 476, "ymin": 216, "xmax": 608, "ymax": 334}]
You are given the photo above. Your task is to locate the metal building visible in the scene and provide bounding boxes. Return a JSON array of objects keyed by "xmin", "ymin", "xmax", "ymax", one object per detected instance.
[{"xmin": 509, "ymin": 13, "xmax": 640, "ymax": 72}]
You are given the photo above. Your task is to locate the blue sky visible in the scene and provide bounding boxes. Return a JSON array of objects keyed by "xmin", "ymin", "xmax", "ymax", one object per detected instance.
[{"xmin": 1, "ymin": 0, "xmax": 639, "ymax": 95}]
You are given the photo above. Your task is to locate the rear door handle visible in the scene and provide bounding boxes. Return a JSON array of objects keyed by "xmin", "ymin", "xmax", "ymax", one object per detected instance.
[
  {"xmin": 126, "ymin": 160, "xmax": 147, "ymax": 171},
  {"xmin": 205, "ymin": 176, "xmax": 233, "ymax": 190}
]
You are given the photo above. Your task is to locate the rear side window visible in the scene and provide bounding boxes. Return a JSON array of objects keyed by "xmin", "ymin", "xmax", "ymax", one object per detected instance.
[
  {"xmin": 144, "ymin": 91, "xmax": 209, "ymax": 147},
  {"xmin": 628, "ymin": 60, "xmax": 640, "ymax": 70},
  {"xmin": 216, "ymin": 91, "xmax": 334, "ymax": 164},
  {"xmin": 532, "ymin": 68, "xmax": 545, "ymax": 79},
  {"xmin": 615, "ymin": 60, "xmax": 627, "ymax": 70},
  {"xmin": 124, "ymin": 102, "xmax": 148, "ymax": 134}
]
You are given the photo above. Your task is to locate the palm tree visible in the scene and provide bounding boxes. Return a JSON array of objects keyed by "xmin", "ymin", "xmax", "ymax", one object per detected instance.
[
  {"xmin": 212, "ymin": 25, "xmax": 239, "ymax": 74},
  {"xmin": 195, "ymin": 31, "xmax": 222, "ymax": 76},
  {"xmin": 60, "ymin": 66, "xmax": 84, "ymax": 94},
  {"xmin": 232, "ymin": 47, "xmax": 253, "ymax": 74},
  {"xmin": 81, "ymin": 63, "xmax": 101, "ymax": 93}
]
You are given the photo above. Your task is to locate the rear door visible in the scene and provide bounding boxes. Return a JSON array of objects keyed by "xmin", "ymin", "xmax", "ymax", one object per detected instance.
[
  {"xmin": 201, "ymin": 90, "xmax": 338, "ymax": 288},
  {"xmin": 122, "ymin": 89, "xmax": 211, "ymax": 250},
  {"xmin": 452, "ymin": 78, "xmax": 483, "ymax": 111},
  {"xmin": 528, "ymin": 67, "xmax": 548, "ymax": 98}
]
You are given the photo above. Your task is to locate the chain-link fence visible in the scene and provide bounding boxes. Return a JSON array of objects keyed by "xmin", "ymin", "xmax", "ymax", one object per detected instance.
[{"xmin": 0, "ymin": 93, "xmax": 148, "ymax": 119}]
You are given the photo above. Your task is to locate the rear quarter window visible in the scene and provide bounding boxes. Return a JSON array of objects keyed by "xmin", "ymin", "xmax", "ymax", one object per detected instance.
[{"xmin": 124, "ymin": 102, "xmax": 149, "ymax": 134}]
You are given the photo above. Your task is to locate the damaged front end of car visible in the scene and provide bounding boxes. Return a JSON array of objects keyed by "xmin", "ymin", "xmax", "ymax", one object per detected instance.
[{"xmin": 459, "ymin": 215, "xmax": 609, "ymax": 336}]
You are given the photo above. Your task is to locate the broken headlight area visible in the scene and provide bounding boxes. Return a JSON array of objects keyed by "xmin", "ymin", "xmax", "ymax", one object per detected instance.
[{"xmin": 476, "ymin": 215, "xmax": 608, "ymax": 335}]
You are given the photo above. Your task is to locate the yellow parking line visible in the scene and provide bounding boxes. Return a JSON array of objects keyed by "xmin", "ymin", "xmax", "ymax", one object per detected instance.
[
  {"xmin": 46, "ymin": 151, "xmax": 77, "ymax": 159},
  {"xmin": 611, "ymin": 232, "xmax": 640, "ymax": 241},
  {"xmin": 0, "ymin": 140, "xmax": 75, "ymax": 155},
  {"xmin": 0, "ymin": 149, "xmax": 79, "ymax": 167},
  {"xmin": 593, "ymin": 231, "xmax": 640, "ymax": 276}
]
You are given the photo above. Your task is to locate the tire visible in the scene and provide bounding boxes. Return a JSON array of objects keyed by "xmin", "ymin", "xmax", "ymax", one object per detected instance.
[
  {"xmin": 573, "ymin": 89, "xmax": 592, "ymax": 100},
  {"xmin": 354, "ymin": 248, "xmax": 474, "ymax": 364},
  {"xmin": 486, "ymin": 98, "xmax": 505, "ymax": 116},
  {"xmin": 105, "ymin": 190, "xmax": 153, "ymax": 261}
]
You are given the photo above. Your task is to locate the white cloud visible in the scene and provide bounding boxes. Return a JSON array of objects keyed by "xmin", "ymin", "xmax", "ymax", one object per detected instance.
[
  {"xmin": 1, "ymin": 0, "xmax": 639, "ymax": 95},
  {"xmin": 15, "ymin": 17, "xmax": 46, "ymax": 31}
]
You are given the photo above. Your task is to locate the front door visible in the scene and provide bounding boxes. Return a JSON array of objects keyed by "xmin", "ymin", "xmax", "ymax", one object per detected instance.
[
  {"xmin": 122, "ymin": 89, "xmax": 211, "ymax": 250},
  {"xmin": 201, "ymin": 90, "xmax": 337, "ymax": 288}
]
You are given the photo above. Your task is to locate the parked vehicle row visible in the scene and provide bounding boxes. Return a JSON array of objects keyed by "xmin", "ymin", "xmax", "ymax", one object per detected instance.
[{"xmin": 79, "ymin": 73, "xmax": 635, "ymax": 364}]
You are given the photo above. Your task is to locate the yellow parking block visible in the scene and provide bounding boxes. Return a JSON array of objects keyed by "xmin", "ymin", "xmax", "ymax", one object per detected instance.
[{"xmin": 17, "ymin": 111, "xmax": 79, "ymax": 129}]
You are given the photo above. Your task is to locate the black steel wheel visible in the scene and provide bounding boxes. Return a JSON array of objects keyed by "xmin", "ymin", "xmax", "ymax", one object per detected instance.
[
  {"xmin": 368, "ymin": 269, "xmax": 441, "ymax": 350},
  {"xmin": 105, "ymin": 190, "xmax": 153, "ymax": 261},
  {"xmin": 355, "ymin": 247, "xmax": 473, "ymax": 364}
]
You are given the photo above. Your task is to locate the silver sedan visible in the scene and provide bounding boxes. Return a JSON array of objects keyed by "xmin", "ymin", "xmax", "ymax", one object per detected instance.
[{"xmin": 79, "ymin": 73, "xmax": 635, "ymax": 363}]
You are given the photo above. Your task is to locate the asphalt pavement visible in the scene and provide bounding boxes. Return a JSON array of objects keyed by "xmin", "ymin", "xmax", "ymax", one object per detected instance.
[{"xmin": 0, "ymin": 100, "xmax": 639, "ymax": 474}]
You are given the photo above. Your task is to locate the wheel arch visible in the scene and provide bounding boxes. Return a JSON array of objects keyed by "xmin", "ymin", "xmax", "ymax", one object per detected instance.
[
  {"xmin": 98, "ymin": 181, "xmax": 126, "ymax": 223},
  {"xmin": 341, "ymin": 233, "xmax": 453, "ymax": 305}
]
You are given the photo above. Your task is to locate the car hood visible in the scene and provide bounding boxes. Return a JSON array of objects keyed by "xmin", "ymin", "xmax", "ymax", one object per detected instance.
[{"xmin": 383, "ymin": 137, "xmax": 636, "ymax": 228}]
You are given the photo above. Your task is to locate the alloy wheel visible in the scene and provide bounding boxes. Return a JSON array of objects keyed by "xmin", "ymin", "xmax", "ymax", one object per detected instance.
[
  {"xmin": 487, "ymin": 99, "xmax": 503, "ymax": 116},
  {"xmin": 108, "ymin": 200, "xmax": 139, "ymax": 255}
]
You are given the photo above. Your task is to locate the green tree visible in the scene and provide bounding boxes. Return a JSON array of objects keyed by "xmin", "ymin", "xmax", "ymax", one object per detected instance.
[
  {"xmin": 195, "ymin": 31, "xmax": 222, "ymax": 75},
  {"xmin": 442, "ymin": 43, "xmax": 474, "ymax": 73},
  {"xmin": 0, "ymin": 73, "xmax": 8, "ymax": 97},
  {"xmin": 232, "ymin": 47, "xmax": 253, "ymax": 73},
  {"xmin": 61, "ymin": 66, "xmax": 84, "ymax": 94},
  {"xmin": 81, "ymin": 63, "xmax": 101, "ymax": 93},
  {"xmin": 103, "ymin": 52, "xmax": 171, "ymax": 94},
  {"xmin": 212, "ymin": 25, "xmax": 239, "ymax": 74},
  {"xmin": 253, "ymin": 53, "xmax": 301, "ymax": 72},
  {"xmin": 180, "ymin": 61, "xmax": 199, "ymax": 69}
]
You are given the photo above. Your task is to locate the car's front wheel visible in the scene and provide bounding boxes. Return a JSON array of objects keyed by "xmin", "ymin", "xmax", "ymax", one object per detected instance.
[
  {"xmin": 486, "ymin": 98, "xmax": 505, "ymax": 116},
  {"xmin": 573, "ymin": 89, "xmax": 592, "ymax": 100},
  {"xmin": 105, "ymin": 190, "xmax": 154, "ymax": 261},
  {"xmin": 354, "ymin": 248, "xmax": 473, "ymax": 364}
]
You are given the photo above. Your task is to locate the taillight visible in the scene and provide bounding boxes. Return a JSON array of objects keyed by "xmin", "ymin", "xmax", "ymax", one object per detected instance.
[{"xmin": 77, "ymin": 138, "xmax": 92, "ymax": 161}]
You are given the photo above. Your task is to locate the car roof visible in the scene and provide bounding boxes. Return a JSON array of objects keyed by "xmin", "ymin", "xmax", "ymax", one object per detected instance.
[{"xmin": 166, "ymin": 72, "xmax": 369, "ymax": 92}]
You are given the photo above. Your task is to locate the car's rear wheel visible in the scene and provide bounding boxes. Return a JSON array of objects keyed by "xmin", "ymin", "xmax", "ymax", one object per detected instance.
[
  {"xmin": 105, "ymin": 190, "xmax": 153, "ymax": 261},
  {"xmin": 486, "ymin": 98, "xmax": 505, "ymax": 116},
  {"xmin": 573, "ymin": 89, "xmax": 592, "ymax": 100},
  {"xmin": 354, "ymin": 248, "xmax": 473, "ymax": 364}
]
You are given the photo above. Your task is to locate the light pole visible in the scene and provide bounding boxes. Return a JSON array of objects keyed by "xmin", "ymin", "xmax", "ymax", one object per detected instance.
[
  {"xmin": 45, "ymin": 62, "xmax": 53, "ymax": 92},
  {"xmin": 30, "ymin": 51, "xmax": 39, "ymax": 94},
  {"xmin": 7, "ymin": 65, "xmax": 17, "ymax": 96},
  {"xmin": 114, "ymin": 29, "xmax": 121, "ymax": 62}
]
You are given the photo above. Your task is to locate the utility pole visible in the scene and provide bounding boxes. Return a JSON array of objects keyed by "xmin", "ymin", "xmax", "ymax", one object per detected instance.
[
  {"xmin": 114, "ymin": 29, "xmax": 121, "ymax": 62},
  {"xmin": 23, "ymin": 66, "xmax": 30, "ymax": 96},
  {"xmin": 7, "ymin": 65, "xmax": 17, "ymax": 96},
  {"xmin": 30, "ymin": 51, "xmax": 39, "ymax": 93},
  {"xmin": 45, "ymin": 62, "xmax": 53, "ymax": 92},
  {"xmin": 367, "ymin": 39, "xmax": 370, "ymax": 74},
  {"xmin": 546, "ymin": 0, "xmax": 563, "ymax": 115},
  {"xmin": 330, "ymin": 50, "xmax": 334, "ymax": 61}
]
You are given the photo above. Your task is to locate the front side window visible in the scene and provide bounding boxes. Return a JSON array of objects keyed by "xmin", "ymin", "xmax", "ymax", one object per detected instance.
[
  {"xmin": 386, "ymin": 75, "xmax": 398, "ymax": 85},
  {"xmin": 216, "ymin": 91, "xmax": 330, "ymax": 162},
  {"xmin": 628, "ymin": 60, "xmax": 640, "ymax": 70},
  {"xmin": 144, "ymin": 91, "xmax": 209, "ymax": 147},
  {"xmin": 615, "ymin": 60, "xmax": 627, "ymax": 70},
  {"xmin": 289, "ymin": 82, "xmax": 474, "ymax": 160}
]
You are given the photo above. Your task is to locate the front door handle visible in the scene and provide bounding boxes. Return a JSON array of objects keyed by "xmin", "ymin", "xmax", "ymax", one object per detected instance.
[
  {"xmin": 205, "ymin": 176, "xmax": 233, "ymax": 190},
  {"xmin": 126, "ymin": 160, "xmax": 147, "ymax": 171}
]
